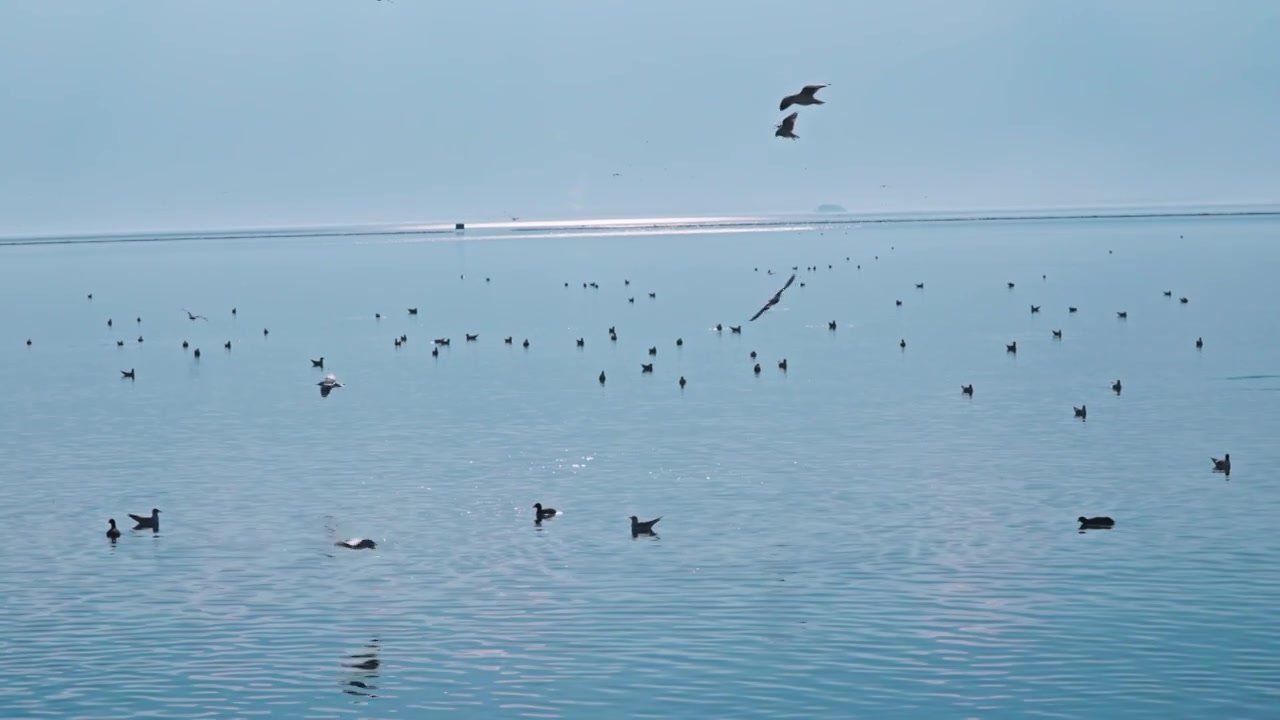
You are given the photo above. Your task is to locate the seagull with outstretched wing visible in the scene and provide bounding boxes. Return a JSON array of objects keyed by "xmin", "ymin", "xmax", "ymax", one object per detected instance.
[
  {"xmin": 775, "ymin": 112, "xmax": 799, "ymax": 140},
  {"xmin": 780, "ymin": 84, "xmax": 828, "ymax": 111},
  {"xmin": 749, "ymin": 273, "xmax": 797, "ymax": 321},
  {"xmin": 184, "ymin": 309, "xmax": 208, "ymax": 321}
]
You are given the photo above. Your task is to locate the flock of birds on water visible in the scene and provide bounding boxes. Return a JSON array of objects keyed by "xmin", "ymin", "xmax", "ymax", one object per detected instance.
[{"xmin": 65, "ymin": 236, "xmax": 1233, "ymax": 547}]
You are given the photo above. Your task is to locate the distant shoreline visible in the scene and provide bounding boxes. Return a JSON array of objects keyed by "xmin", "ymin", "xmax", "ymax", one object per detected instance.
[{"xmin": 3, "ymin": 206, "xmax": 1278, "ymax": 248}]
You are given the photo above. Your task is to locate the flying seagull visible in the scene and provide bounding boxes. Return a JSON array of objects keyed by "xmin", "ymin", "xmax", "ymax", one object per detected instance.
[
  {"xmin": 749, "ymin": 273, "xmax": 797, "ymax": 321},
  {"xmin": 184, "ymin": 309, "xmax": 208, "ymax": 321},
  {"xmin": 779, "ymin": 84, "xmax": 828, "ymax": 111},
  {"xmin": 318, "ymin": 374, "xmax": 343, "ymax": 398},
  {"xmin": 775, "ymin": 112, "xmax": 799, "ymax": 140}
]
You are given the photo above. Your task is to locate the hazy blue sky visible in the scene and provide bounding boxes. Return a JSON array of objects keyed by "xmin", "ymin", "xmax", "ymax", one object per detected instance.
[{"xmin": 2, "ymin": 1, "xmax": 1278, "ymax": 235}]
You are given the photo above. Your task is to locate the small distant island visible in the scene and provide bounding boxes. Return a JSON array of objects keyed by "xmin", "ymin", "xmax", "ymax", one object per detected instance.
[{"xmin": 816, "ymin": 204, "xmax": 847, "ymax": 213}]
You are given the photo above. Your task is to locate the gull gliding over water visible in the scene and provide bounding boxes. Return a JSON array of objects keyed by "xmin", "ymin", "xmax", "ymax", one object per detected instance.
[
  {"xmin": 319, "ymin": 374, "xmax": 343, "ymax": 398},
  {"xmin": 779, "ymin": 84, "xmax": 828, "ymax": 111},
  {"xmin": 749, "ymin": 273, "xmax": 797, "ymax": 322}
]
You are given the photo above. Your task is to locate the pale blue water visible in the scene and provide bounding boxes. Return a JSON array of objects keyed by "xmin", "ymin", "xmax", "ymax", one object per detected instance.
[{"xmin": 2, "ymin": 214, "xmax": 1279, "ymax": 718}]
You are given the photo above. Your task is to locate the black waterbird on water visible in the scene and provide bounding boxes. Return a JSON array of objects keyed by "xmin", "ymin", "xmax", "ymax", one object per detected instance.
[
  {"xmin": 630, "ymin": 515, "xmax": 661, "ymax": 536},
  {"xmin": 129, "ymin": 508, "xmax": 160, "ymax": 531},
  {"xmin": 1078, "ymin": 516, "xmax": 1114, "ymax": 529},
  {"xmin": 1212, "ymin": 454, "xmax": 1231, "ymax": 474},
  {"xmin": 533, "ymin": 503, "xmax": 558, "ymax": 523}
]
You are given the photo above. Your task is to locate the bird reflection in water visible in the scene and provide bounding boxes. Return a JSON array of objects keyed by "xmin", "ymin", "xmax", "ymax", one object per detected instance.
[{"xmin": 342, "ymin": 638, "xmax": 381, "ymax": 699}]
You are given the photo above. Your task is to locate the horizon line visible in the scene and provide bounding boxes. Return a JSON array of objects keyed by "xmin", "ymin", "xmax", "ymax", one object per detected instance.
[{"xmin": 3, "ymin": 201, "xmax": 1279, "ymax": 247}]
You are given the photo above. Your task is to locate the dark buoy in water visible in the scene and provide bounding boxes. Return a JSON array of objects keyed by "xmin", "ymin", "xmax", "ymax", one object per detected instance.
[{"xmin": 455, "ymin": 222, "xmax": 465, "ymax": 231}]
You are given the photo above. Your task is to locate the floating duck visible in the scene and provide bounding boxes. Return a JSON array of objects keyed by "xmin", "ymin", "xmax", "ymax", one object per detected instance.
[
  {"xmin": 630, "ymin": 515, "xmax": 662, "ymax": 535},
  {"xmin": 129, "ymin": 508, "xmax": 160, "ymax": 531},
  {"xmin": 1212, "ymin": 454, "xmax": 1231, "ymax": 474}
]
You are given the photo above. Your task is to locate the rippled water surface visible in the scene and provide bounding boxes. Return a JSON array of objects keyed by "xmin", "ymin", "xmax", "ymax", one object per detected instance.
[{"xmin": 2, "ymin": 215, "xmax": 1279, "ymax": 718}]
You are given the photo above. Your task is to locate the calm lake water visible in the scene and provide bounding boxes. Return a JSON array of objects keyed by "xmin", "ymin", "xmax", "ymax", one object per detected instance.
[{"xmin": 1, "ymin": 214, "xmax": 1278, "ymax": 718}]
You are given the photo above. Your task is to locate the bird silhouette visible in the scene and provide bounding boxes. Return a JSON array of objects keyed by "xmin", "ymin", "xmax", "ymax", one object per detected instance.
[
  {"xmin": 318, "ymin": 374, "xmax": 343, "ymax": 398},
  {"xmin": 775, "ymin": 112, "xmax": 799, "ymax": 140},
  {"xmin": 630, "ymin": 515, "xmax": 661, "ymax": 536},
  {"xmin": 1078, "ymin": 516, "xmax": 1115, "ymax": 529},
  {"xmin": 1212, "ymin": 454, "xmax": 1231, "ymax": 474},
  {"xmin": 779, "ymin": 84, "xmax": 828, "ymax": 111},
  {"xmin": 749, "ymin": 273, "xmax": 796, "ymax": 321},
  {"xmin": 129, "ymin": 508, "xmax": 160, "ymax": 531}
]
